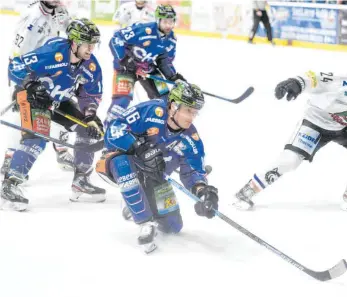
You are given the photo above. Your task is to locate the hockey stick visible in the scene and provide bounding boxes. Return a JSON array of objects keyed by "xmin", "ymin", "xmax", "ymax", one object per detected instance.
[
  {"xmin": 0, "ymin": 119, "xmax": 76, "ymax": 149},
  {"xmin": 174, "ymin": 165, "xmax": 212, "ymax": 176},
  {"xmin": 0, "ymin": 101, "xmax": 16, "ymax": 117},
  {"xmin": 165, "ymin": 174, "xmax": 347, "ymax": 281},
  {"xmin": 0, "ymin": 119, "xmax": 104, "ymax": 152},
  {"xmin": 50, "ymin": 108, "xmax": 104, "ymax": 137},
  {"xmin": 143, "ymin": 74, "xmax": 254, "ymax": 104},
  {"xmin": 72, "ymin": 139, "xmax": 104, "ymax": 152}
]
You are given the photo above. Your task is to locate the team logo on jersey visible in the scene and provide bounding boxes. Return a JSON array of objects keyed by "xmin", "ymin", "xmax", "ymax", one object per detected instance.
[
  {"xmin": 89, "ymin": 63, "xmax": 97, "ymax": 72},
  {"xmin": 55, "ymin": 52, "xmax": 63, "ymax": 62},
  {"xmin": 52, "ymin": 70, "xmax": 63, "ymax": 77},
  {"xmin": 155, "ymin": 107, "xmax": 164, "ymax": 117},
  {"xmin": 191, "ymin": 133, "xmax": 199, "ymax": 141},
  {"xmin": 133, "ymin": 46, "xmax": 159, "ymax": 63},
  {"xmin": 143, "ymin": 41, "xmax": 151, "ymax": 47},
  {"xmin": 145, "ymin": 27, "xmax": 152, "ymax": 34},
  {"xmin": 147, "ymin": 127, "xmax": 159, "ymax": 136}
]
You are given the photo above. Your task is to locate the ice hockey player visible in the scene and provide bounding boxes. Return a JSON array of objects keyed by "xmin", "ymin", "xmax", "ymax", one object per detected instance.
[
  {"xmin": 106, "ymin": 4, "xmax": 185, "ymax": 126},
  {"xmin": 1, "ymin": 18, "xmax": 105, "ymax": 212},
  {"xmin": 96, "ymin": 82, "xmax": 219, "ymax": 253},
  {"xmin": 112, "ymin": 0, "xmax": 155, "ymax": 29},
  {"xmin": 1, "ymin": 0, "xmax": 73, "ymax": 176},
  {"xmin": 232, "ymin": 71, "xmax": 347, "ymax": 211}
]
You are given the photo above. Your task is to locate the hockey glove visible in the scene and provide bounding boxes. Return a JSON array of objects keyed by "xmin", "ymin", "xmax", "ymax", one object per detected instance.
[
  {"xmin": 84, "ymin": 105, "xmax": 103, "ymax": 140},
  {"xmin": 275, "ymin": 77, "xmax": 305, "ymax": 101},
  {"xmin": 193, "ymin": 185, "xmax": 219, "ymax": 219},
  {"xmin": 24, "ymin": 80, "xmax": 52, "ymax": 109},
  {"xmin": 133, "ymin": 143, "xmax": 166, "ymax": 182},
  {"xmin": 119, "ymin": 56, "xmax": 137, "ymax": 73}
]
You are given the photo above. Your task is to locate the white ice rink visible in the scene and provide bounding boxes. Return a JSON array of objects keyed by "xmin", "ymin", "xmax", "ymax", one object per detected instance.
[{"xmin": 1, "ymin": 13, "xmax": 347, "ymax": 297}]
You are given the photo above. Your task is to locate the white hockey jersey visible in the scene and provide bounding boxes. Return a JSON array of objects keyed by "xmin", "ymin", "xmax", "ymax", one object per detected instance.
[
  {"xmin": 112, "ymin": 2, "xmax": 155, "ymax": 29},
  {"xmin": 299, "ymin": 70, "xmax": 347, "ymax": 131},
  {"xmin": 10, "ymin": 1, "xmax": 70, "ymax": 57}
]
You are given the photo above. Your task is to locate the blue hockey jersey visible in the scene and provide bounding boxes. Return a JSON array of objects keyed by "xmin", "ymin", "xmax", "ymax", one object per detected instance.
[
  {"xmin": 8, "ymin": 37, "xmax": 103, "ymax": 111},
  {"xmin": 109, "ymin": 22, "xmax": 176, "ymax": 78},
  {"xmin": 104, "ymin": 100, "xmax": 207, "ymax": 190}
]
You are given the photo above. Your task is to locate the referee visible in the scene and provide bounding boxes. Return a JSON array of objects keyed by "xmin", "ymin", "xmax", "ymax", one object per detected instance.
[{"xmin": 248, "ymin": 1, "xmax": 274, "ymax": 44}]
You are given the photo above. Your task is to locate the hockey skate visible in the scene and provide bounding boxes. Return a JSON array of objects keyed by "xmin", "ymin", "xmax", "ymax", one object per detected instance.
[
  {"xmin": 53, "ymin": 139, "xmax": 74, "ymax": 171},
  {"xmin": 0, "ymin": 179, "xmax": 28, "ymax": 211},
  {"xmin": 0, "ymin": 149, "xmax": 15, "ymax": 176},
  {"xmin": 56, "ymin": 150, "xmax": 74, "ymax": 171},
  {"xmin": 1, "ymin": 151, "xmax": 29, "ymax": 183},
  {"xmin": 138, "ymin": 221, "xmax": 158, "ymax": 254},
  {"xmin": 231, "ymin": 180, "xmax": 256, "ymax": 210},
  {"xmin": 70, "ymin": 170, "xmax": 106, "ymax": 203}
]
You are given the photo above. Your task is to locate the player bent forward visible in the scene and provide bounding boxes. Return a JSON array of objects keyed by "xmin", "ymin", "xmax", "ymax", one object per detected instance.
[
  {"xmin": 1, "ymin": 0, "xmax": 73, "ymax": 175},
  {"xmin": 1, "ymin": 19, "xmax": 105, "ymax": 211},
  {"xmin": 97, "ymin": 82, "xmax": 219, "ymax": 253}
]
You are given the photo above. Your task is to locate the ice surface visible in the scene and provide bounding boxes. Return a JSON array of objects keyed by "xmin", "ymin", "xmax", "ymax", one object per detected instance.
[{"xmin": 0, "ymin": 14, "xmax": 346, "ymax": 297}]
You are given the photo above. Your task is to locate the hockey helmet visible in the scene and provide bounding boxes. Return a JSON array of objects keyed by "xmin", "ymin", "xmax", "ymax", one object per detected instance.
[
  {"xmin": 155, "ymin": 4, "xmax": 176, "ymax": 21},
  {"xmin": 67, "ymin": 18, "xmax": 100, "ymax": 45},
  {"xmin": 169, "ymin": 82, "xmax": 205, "ymax": 111}
]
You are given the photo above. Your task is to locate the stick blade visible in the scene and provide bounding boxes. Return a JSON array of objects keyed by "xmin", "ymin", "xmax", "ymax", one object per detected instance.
[
  {"xmin": 309, "ymin": 259, "xmax": 347, "ymax": 281},
  {"xmin": 231, "ymin": 86, "xmax": 255, "ymax": 104},
  {"xmin": 327, "ymin": 259, "xmax": 347, "ymax": 280}
]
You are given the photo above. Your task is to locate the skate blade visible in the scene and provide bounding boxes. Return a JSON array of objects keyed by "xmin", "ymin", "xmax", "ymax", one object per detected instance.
[
  {"xmin": 230, "ymin": 198, "xmax": 254, "ymax": 211},
  {"xmin": 70, "ymin": 192, "xmax": 106, "ymax": 203},
  {"xmin": 141, "ymin": 242, "xmax": 157, "ymax": 254},
  {"xmin": 0, "ymin": 198, "xmax": 28, "ymax": 212}
]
